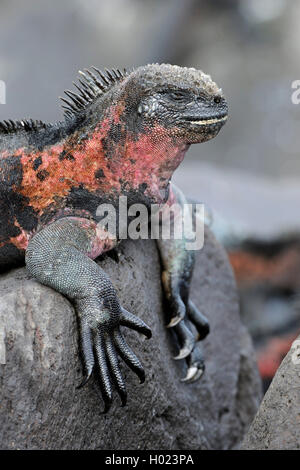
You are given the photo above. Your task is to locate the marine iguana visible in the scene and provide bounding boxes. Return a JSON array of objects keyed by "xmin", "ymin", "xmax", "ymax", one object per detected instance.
[{"xmin": 0, "ymin": 64, "xmax": 228, "ymax": 412}]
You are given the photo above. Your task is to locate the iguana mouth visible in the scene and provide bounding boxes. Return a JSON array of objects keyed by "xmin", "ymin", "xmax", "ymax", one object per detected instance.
[{"xmin": 183, "ymin": 115, "xmax": 228, "ymax": 126}]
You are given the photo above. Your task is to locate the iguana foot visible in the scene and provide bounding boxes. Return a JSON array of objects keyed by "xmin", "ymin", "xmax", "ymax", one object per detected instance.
[
  {"xmin": 77, "ymin": 301, "xmax": 151, "ymax": 413},
  {"xmin": 173, "ymin": 319, "xmax": 206, "ymax": 382},
  {"xmin": 25, "ymin": 217, "xmax": 152, "ymax": 413},
  {"xmin": 168, "ymin": 298, "xmax": 209, "ymax": 382},
  {"xmin": 160, "ymin": 266, "xmax": 209, "ymax": 382}
]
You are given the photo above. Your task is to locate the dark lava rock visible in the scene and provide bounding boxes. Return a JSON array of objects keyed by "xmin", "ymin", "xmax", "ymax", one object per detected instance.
[
  {"xmin": 0, "ymin": 228, "xmax": 261, "ymax": 449},
  {"xmin": 242, "ymin": 333, "xmax": 300, "ymax": 450}
]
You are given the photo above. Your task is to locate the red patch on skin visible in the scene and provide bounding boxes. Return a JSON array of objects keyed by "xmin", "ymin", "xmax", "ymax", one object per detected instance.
[
  {"xmin": 0, "ymin": 101, "xmax": 189, "ymax": 251},
  {"xmin": 63, "ymin": 217, "xmax": 117, "ymax": 259},
  {"xmin": 0, "ymin": 219, "xmax": 31, "ymax": 251},
  {"xmin": 89, "ymin": 224, "xmax": 117, "ymax": 258},
  {"xmin": 18, "ymin": 116, "xmax": 115, "ymax": 210},
  {"xmin": 120, "ymin": 124, "xmax": 188, "ymax": 203},
  {"xmin": 0, "ymin": 105, "xmax": 122, "ymax": 215},
  {"xmin": 9, "ymin": 219, "xmax": 31, "ymax": 250}
]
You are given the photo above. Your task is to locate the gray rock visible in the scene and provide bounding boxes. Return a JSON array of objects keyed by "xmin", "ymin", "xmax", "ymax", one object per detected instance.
[
  {"xmin": 0, "ymin": 228, "xmax": 261, "ymax": 450},
  {"xmin": 174, "ymin": 162, "xmax": 300, "ymax": 243},
  {"xmin": 241, "ymin": 334, "xmax": 300, "ymax": 450}
]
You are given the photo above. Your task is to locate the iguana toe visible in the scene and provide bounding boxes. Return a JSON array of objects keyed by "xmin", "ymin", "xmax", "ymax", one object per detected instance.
[
  {"xmin": 114, "ymin": 329, "xmax": 146, "ymax": 384},
  {"xmin": 120, "ymin": 308, "xmax": 152, "ymax": 339},
  {"xmin": 76, "ymin": 296, "xmax": 149, "ymax": 411},
  {"xmin": 77, "ymin": 320, "xmax": 95, "ymax": 388},
  {"xmin": 173, "ymin": 321, "xmax": 195, "ymax": 360},
  {"xmin": 187, "ymin": 300, "xmax": 210, "ymax": 340},
  {"xmin": 182, "ymin": 346, "xmax": 205, "ymax": 383}
]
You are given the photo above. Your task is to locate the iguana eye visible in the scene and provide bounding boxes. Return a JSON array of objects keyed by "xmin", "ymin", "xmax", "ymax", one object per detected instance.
[{"xmin": 169, "ymin": 91, "xmax": 188, "ymax": 102}]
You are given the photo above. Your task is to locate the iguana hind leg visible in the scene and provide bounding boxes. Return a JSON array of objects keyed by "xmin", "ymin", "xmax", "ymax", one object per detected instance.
[
  {"xmin": 156, "ymin": 184, "xmax": 209, "ymax": 382},
  {"xmin": 25, "ymin": 216, "xmax": 151, "ymax": 412},
  {"xmin": 161, "ymin": 259, "xmax": 209, "ymax": 382}
]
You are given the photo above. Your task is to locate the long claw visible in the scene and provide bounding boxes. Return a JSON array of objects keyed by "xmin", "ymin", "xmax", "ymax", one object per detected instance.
[
  {"xmin": 114, "ymin": 330, "xmax": 145, "ymax": 383},
  {"xmin": 173, "ymin": 346, "xmax": 193, "ymax": 360},
  {"xmin": 181, "ymin": 365, "xmax": 199, "ymax": 382},
  {"xmin": 77, "ymin": 369, "xmax": 93, "ymax": 389},
  {"xmin": 166, "ymin": 314, "xmax": 184, "ymax": 328},
  {"xmin": 95, "ymin": 331, "xmax": 113, "ymax": 411},
  {"xmin": 78, "ymin": 321, "xmax": 95, "ymax": 387},
  {"xmin": 173, "ymin": 322, "xmax": 195, "ymax": 359},
  {"xmin": 120, "ymin": 308, "xmax": 152, "ymax": 339},
  {"xmin": 188, "ymin": 300, "xmax": 210, "ymax": 340},
  {"xmin": 103, "ymin": 399, "xmax": 113, "ymax": 414},
  {"xmin": 190, "ymin": 367, "xmax": 204, "ymax": 382},
  {"xmin": 166, "ymin": 292, "xmax": 186, "ymax": 328},
  {"xmin": 182, "ymin": 346, "xmax": 205, "ymax": 383},
  {"xmin": 105, "ymin": 336, "xmax": 127, "ymax": 407}
]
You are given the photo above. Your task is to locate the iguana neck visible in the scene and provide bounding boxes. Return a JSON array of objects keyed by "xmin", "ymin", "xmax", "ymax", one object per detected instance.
[{"xmin": 60, "ymin": 104, "xmax": 190, "ymax": 205}]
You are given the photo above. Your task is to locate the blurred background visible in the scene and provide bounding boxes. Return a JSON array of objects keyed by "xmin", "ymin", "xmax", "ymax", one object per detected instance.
[{"xmin": 0, "ymin": 0, "xmax": 300, "ymax": 392}]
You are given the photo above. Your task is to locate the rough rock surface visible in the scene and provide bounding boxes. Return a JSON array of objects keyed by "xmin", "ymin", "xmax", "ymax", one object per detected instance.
[
  {"xmin": 241, "ymin": 334, "xmax": 300, "ymax": 450},
  {"xmin": 0, "ymin": 227, "xmax": 262, "ymax": 450}
]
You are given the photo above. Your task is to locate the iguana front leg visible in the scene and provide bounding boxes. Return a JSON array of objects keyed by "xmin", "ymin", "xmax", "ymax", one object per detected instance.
[
  {"xmin": 156, "ymin": 185, "xmax": 209, "ymax": 382},
  {"xmin": 25, "ymin": 217, "xmax": 151, "ymax": 412}
]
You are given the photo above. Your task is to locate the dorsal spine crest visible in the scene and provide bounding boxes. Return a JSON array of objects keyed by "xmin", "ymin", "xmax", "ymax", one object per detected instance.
[{"xmin": 0, "ymin": 66, "xmax": 129, "ymax": 134}]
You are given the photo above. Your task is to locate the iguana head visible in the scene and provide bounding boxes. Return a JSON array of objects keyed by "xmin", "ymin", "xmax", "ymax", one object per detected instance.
[
  {"xmin": 120, "ymin": 63, "xmax": 228, "ymax": 145},
  {"xmin": 61, "ymin": 63, "xmax": 228, "ymax": 204}
]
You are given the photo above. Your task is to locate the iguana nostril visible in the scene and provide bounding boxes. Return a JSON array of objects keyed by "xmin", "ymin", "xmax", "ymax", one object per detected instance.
[{"xmin": 214, "ymin": 95, "xmax": 221, "ymax": 104}]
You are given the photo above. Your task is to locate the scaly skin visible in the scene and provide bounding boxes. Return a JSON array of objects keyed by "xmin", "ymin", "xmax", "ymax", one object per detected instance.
[{"xmin": 0, "ymin": 64, "xmax": 228, "ymax": 411}]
